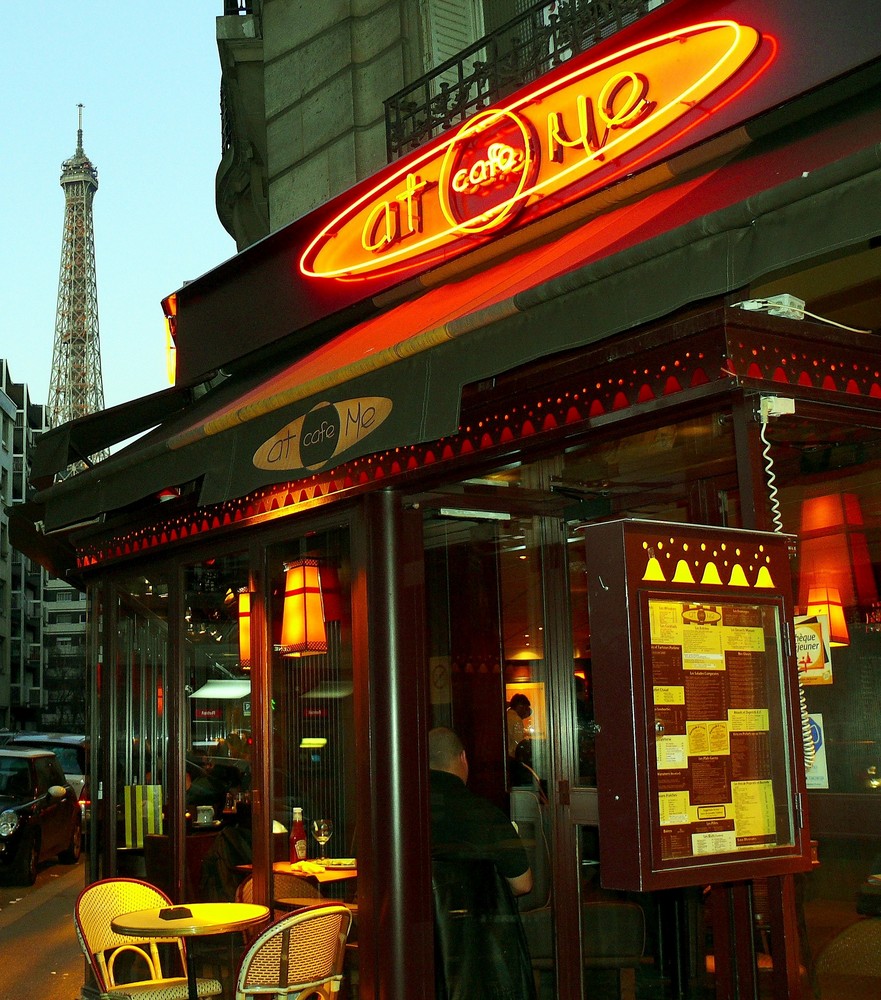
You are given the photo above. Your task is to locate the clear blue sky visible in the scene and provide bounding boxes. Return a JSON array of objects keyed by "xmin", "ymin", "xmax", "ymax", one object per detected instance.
[{"xmin": 0, "ymin": 4, "xmax": 237, "ymax": 411}]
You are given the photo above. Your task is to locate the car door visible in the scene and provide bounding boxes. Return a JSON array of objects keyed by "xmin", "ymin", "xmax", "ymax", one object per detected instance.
[{"xmin": 33, "ymin": 757, "xmax": 70, "ymax": 858}]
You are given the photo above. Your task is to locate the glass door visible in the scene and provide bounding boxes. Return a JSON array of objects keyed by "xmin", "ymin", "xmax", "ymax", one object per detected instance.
[{"xmin": 423, "ymin": 506, "xmax": 564, "ymax": 996}]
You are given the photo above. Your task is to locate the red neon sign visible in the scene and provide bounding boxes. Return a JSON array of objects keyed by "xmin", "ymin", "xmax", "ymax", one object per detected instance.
[{"xmin": 301, "ymin": 21, "xmax": 762, "ymax": 281}]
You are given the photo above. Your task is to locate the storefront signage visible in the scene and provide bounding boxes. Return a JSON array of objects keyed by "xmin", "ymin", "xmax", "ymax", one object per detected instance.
[
  {"xmin": 194, "ymin": 707, "xmax": 224, "ymax": 721},
  {"xmin": 301, "ymin": 20, "xmax": 762, "ymax": 281},
  {"xmin": 253, "ymin": 396, "xmax": 393, "ymax": 472}
]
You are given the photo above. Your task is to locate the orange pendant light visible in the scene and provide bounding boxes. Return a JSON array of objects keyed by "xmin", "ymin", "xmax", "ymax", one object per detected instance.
[
  {"xmin": 806, "ymin": 586, "xmax": 849, "ymax": 647},
  {"xmin": 279, "ymin": 559, "xmax": 327, "ymax": 657},
  {"xmin": 237, "ymin": 589, "xmax": 252, "ymax": 669}
]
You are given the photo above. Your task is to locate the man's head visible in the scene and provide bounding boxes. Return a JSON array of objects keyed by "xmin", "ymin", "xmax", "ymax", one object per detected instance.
[
  {"xmin": 428, "ymin": 727, "xmax": 468, "ymax": 782},
  {"xmin": 509, "ymin": 693, "xmax": 532, "ymax": 719}
]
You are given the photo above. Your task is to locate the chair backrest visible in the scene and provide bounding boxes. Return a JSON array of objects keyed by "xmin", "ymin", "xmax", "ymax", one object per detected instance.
[
  {"xmin": 236, "ymin": 904, "xmax": 352, "ymax": 999},
  {"xmin": 74, "ymin": 877, "xmax": 187, "ymax": 989},
  {"xmin": 432, "ymin": 857, "xmax": 536, "ymax": 1000},
  {"xmin": 236, "ymin": 872, "xmax": 320, "ymax": 904},
  {"xmin": 510, "ymin": 788, "xmax": 551, "ymax": 912},
  {"xmin": 816, "ymin": 918, "xmax": 881, "ymax": 977}
]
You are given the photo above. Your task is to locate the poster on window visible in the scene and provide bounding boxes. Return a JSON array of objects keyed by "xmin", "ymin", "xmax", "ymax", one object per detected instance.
[
  {"xmin": 794, "ymin": 615, "xmax": 833, "ymax": 685},
  {"xmin": 806, "ymin": 713, "xmax": 829, "ymax": 789}
]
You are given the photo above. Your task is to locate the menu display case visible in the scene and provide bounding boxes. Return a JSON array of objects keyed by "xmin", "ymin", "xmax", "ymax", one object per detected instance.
[{"xmin": 584, "ymin": 519, "xmax": 812, "ymax": 891}]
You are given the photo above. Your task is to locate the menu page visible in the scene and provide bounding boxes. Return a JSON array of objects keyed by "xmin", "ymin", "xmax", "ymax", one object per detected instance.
[{"xmin": 648, "ymin": 599, "xmax": 785, "ymax": 862}]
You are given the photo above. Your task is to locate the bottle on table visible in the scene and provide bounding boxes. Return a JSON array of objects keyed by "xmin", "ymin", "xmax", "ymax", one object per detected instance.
[{"xmin": 289, "ymin": 806, "xmax": 307, "ymax": 863}]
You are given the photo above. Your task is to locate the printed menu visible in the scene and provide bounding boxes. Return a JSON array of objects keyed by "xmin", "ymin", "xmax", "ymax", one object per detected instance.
[{"xmin": 649, "ymin": 599, "xmax": 782, "ymax": 861}]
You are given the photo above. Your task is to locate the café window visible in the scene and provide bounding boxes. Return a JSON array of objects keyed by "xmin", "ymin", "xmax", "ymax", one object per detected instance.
[
  {"xmin": 113, "ymin": 571, "xmax": 171, "ymax": 865},
  {"xmin": 266, "ymin": 530, "xmax": 355, "ymax": 871}
]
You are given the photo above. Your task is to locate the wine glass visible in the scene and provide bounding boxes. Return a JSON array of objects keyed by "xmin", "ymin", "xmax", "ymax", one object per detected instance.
[{"xmin": 311, "ymin": 818, "xmax": 333, "ymax": 859}]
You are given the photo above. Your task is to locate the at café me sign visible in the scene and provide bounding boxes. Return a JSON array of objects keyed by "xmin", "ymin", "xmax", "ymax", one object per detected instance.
[{"xmin": 301, "ymin": 20, "xmax": 763, "ymax": 281}]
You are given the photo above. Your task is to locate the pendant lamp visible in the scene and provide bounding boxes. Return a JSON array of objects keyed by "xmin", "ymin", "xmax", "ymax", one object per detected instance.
[
  {"xmin": 237, "ymin": 589, "xmax": 252, "ymax": 669},
  {"xmin": 278, "ymin": 559, "xmax": 327, "ymax": 657},
  {"xmin": 798, "ymin": 493, "xmax": 877, "ymax": 610},
  {"xmin": 806, "ymin": 586, "xmax": 849, "ymax": 647}
]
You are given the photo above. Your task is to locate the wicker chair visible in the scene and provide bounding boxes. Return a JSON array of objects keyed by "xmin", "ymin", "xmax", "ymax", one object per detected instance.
[
  {"xmin": 74, "ymin": 877, "xmax": 223, "ymax": 999},
  {"xmin": 235, "ymin": 872, "xmax": 322, "ymax": 936},
  {"xmin": 234, "ymin": 904, "xmax": 352, "ymax": 1000}
]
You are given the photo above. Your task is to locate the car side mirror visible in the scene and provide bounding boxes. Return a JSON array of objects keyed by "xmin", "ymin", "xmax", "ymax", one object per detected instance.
[{"xmin": 48, "ymin": 785, "xmax": 68, "ymax": 800}]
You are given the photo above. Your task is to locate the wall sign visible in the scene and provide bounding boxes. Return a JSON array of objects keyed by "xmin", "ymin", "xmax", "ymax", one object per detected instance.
[
  {"xmin": 253, "ymin": 396, "xmax": 393, "ymax": 473},
  {"xmin": 301, "ymin": 20, "xmax": 763, "ymax": 281}
]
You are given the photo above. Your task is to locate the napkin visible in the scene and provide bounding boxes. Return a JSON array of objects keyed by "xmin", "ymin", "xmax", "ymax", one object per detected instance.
[{"xmin": 290, "ymin": 861, "xmax": 326, "ymax": 874}]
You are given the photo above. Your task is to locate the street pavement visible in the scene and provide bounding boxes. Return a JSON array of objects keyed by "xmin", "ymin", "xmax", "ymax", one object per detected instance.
[{"xmin": 0, "ymin": 857, "xmax": 86, "ymax": 1000}]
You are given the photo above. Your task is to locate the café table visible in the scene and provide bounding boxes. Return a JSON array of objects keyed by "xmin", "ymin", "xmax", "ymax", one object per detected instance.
[
  {"xmin": 111, "ymin": 900, "xmax": 269, "ymax": 1000},
  {"xmin": 236, "ymin": 859, "xmax": 358, "ymax": 887}
]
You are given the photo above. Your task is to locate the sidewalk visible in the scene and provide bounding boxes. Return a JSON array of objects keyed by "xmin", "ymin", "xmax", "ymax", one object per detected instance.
[{"xmin": 0, "ymin": 862, "xmax": 86, "ymax": 1000}]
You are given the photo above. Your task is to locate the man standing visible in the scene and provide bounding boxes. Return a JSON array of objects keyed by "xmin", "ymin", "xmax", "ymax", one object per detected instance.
[{"xmin": 429, "ymin": 727, "xmax": 536, "ymax": 999}]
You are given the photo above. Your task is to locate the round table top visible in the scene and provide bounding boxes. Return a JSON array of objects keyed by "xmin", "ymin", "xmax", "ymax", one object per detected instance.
[{"xmin": 111, "ymin": 901, "xmax": 269, "ymax": 937}]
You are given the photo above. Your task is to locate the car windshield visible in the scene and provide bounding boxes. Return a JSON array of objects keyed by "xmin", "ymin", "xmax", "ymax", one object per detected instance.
[
  {"xmin": 0, "ymin": 759, "xmax": 31, "ymax": 797},
  {"xmin": 45, "ymin": 747, "xmax": 83, "ymax": 775}
]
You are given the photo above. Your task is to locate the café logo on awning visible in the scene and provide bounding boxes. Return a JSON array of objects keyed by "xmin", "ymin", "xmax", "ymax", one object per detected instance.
[
  {"xmin": 253, "ymin": 396, "xmax": 393, "ymax": 473},
  {"xmin": 301, "ymin": 20, "xmax": 762, "ymax": 281}
]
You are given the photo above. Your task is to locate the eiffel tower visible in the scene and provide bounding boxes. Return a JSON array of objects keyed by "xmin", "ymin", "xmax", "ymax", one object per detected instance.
[
  {"xmin": 41, "ymin": 105, "xmax": 100, "ymax": 729},
  {"xmin": 47, "ymin": 104, "xmax": 107, "ymax": 475}
]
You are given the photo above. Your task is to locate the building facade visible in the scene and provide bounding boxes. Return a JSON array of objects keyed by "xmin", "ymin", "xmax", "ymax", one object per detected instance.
[
  {"xmin": 0, "ymin": 362, "xmax": 50, "ymax": 728},
  {"xmin": 12, "ymin": 2, "xmax": 881, "ymax": 998}
]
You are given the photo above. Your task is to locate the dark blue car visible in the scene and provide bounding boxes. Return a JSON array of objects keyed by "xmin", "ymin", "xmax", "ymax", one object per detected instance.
[{"xmin": 0, "ymin": 747, "xmax": 82, "ymax": 884}]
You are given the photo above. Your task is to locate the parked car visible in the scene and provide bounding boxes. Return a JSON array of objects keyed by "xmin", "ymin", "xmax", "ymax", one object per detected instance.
[
  {"xmin": 0, "ymin": 747, "xmax": 82, "ymax": 884},
  {"xmin": 10, "ymin": 733, "xmax": 90, "ymax": 820}
]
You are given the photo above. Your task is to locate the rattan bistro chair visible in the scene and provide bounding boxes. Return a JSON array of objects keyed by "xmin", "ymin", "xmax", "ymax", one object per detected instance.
[
  {"xmin": 235, "ymin": 904, "xmax": 352, "ymax": 1000},
  {"xmin": 74, "ymin": 877, "xmax": 223, "ymax": 999}
]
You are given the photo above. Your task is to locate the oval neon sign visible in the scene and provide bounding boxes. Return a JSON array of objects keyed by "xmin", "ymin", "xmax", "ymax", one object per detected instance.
[{"xmin": 300, "ymin": 21, "xmax": 762, "ymax": 281}]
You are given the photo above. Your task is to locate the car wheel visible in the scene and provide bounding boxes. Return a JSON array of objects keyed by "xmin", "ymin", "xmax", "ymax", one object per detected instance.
[
  {"xmin": 59, "ymin": 817, "xmax": 82, "ymax": 864},
  {"xmin": 11, "ymin": 832, "xmax": 38, "ymax": 886}
]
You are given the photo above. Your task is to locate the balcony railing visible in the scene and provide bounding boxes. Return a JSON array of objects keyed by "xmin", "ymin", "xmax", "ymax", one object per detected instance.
[{"xmin": 385, "ymin": 0, "xmax": 667, "ymax": 161}]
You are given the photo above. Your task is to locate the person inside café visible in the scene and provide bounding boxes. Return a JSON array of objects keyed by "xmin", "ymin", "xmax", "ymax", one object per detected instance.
[
  {"xmin": 429, "ymin": 726, "xmax": 536, "ymax": 1000},
  {"xmin": 186, "ymin": 757, "xmax": 241, "ymax": 820},
  {"xmin": 506, "ymin": 694, "xmax": 532, "ymax": 759}
]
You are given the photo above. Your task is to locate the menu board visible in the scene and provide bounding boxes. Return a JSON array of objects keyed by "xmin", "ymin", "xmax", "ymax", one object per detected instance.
[{"xmin": 646, "ymin": 598, "xmax": 792, "ymax": 863}]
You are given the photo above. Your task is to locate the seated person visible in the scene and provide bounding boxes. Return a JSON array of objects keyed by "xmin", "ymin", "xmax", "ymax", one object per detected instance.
[
  {"xmin": 186, "ymin": 759, "xmax": 239, "ymax": 820},
  {"xmin": 429, "ymin": 727, "xmax": 536, "ymax": 1000}
]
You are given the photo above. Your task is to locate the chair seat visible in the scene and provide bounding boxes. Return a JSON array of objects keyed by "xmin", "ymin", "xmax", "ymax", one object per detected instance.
[{"xmin": 104, "ymin": 976, "xmax": 223, "ymax": 1000}]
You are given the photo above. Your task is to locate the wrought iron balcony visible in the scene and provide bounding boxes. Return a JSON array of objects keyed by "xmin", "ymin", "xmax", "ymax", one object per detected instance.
[{"xmin": 384, "ymin": 0, "xmax": 668, "ymax": 161}]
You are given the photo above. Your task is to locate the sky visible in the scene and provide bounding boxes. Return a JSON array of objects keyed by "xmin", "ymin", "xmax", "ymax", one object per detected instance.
[{"xmin": 0, "ymin": 4, "xmax": 238, "ymax": 412}]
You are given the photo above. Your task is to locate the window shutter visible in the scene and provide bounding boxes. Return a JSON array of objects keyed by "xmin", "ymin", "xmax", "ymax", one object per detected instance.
[{"xmin": 427, "ymin": 0, "xmax": 484, "ymax": 68}]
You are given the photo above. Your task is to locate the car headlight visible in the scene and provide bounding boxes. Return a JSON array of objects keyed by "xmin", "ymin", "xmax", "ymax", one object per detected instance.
[{"xmin": 0, "ymin": 809, "xmax": 19, "ymax": 837}]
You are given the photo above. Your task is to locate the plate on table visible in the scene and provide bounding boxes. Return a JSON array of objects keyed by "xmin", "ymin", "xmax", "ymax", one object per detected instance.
[
  {"xmin": 322, "ymin": 858, "xmax": 357, "ymax": 870},
  {"xmin": 192, "ymin": 820, "xmax": 222, "ymax": 829}
]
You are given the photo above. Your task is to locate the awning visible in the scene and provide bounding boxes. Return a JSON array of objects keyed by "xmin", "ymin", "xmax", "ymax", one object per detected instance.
[
  {"xmin": 28, "ymin": 85, "xmax": 881, "ymax": 536},
  {"xmin": 29, "ymin": 382, "xmax": 198, "ymax": 487}
]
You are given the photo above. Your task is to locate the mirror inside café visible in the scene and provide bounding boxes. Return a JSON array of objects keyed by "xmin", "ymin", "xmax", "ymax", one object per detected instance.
[{"xmin": 179, "ymin": 552, "xmax": 252, "ymax": 902}]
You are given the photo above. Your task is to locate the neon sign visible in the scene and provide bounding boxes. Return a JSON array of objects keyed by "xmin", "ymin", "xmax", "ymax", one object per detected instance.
[{"xmin": 301, "ymin": 20, "xmax": 762, "ymax": 281}]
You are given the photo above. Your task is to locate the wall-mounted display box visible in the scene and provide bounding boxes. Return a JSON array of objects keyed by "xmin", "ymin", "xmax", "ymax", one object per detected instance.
[{"xmin": 584, "ymin": 519, "xmax": 812, "ymax": 891}]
